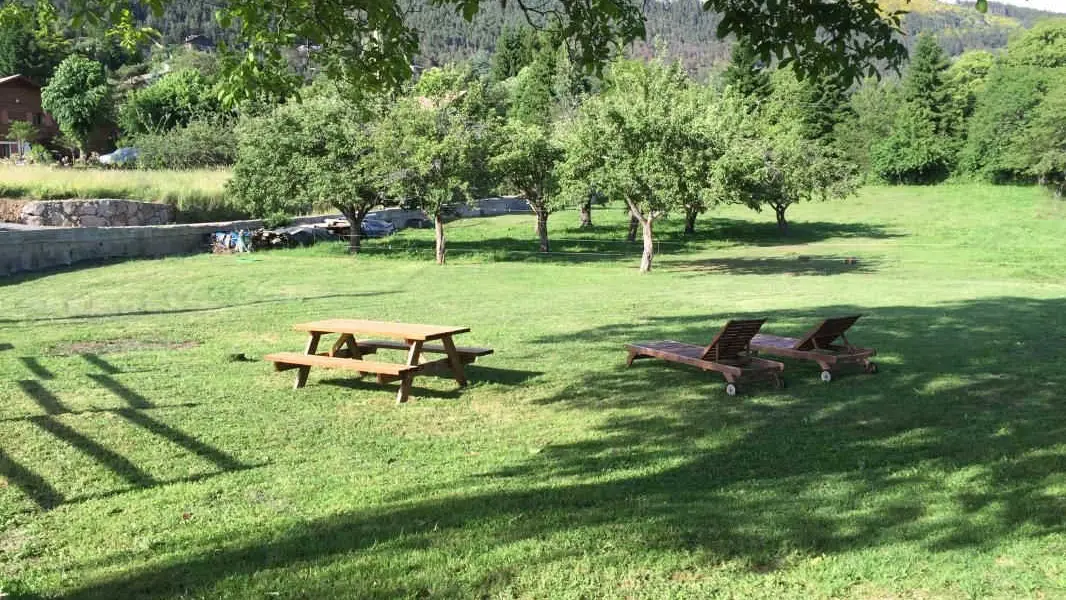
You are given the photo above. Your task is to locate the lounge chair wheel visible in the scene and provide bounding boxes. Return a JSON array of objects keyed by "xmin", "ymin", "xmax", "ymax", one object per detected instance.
[
  {"xmin": 725, "ymin": 383, "xmax": 737, "ymax": 396},
  {"xmin": 864, "ymin": 362, "xmax": 878, "ymax": 374},
  {"xmin": 820, "ymin": 370, "xmax": 833, "ymax": 383}
]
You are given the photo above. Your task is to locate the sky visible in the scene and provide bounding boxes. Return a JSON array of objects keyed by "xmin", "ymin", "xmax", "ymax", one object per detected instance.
[{"xmin": 942, "ymin": 0, "xmax": 1066, "ymax": 12}]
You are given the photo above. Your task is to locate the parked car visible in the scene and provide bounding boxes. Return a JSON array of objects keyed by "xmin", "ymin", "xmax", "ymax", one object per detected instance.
[
  {"xmin": 99, "ymin": 147, "xmax": 139, "ymax": 166},
  {"xmin": 360, "ymin": 216, "xmax": 396, "ymax": 238}
]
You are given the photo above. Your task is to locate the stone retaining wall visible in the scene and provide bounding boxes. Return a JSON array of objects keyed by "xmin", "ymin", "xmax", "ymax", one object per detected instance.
[
  {"xmin": 0, "ymin": 220, "xmax": 261, "ymax": 277},
  {"xmin": 20, "ymin": 199, "xmax": 175, "ymax": 227}
]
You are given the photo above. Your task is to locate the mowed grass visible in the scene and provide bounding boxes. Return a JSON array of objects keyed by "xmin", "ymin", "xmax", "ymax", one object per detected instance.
[
  {"xmin": 0, "ymin": 166, "xmax": 237, "ymax": 222},
  {"xmin": 1, "ymin": 184, "xmax": 1065, "ymax": 599}
]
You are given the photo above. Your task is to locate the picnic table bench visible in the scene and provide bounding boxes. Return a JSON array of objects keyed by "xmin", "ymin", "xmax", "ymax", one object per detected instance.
[{"xmin": 265, "ymin": 319, "xmax": 493, "ymax": 403}]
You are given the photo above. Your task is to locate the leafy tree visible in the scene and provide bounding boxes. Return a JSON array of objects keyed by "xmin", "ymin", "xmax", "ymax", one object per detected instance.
[
  {"xmin": 1003, "ymin": 18, "xmax": 1066, "ymax": 69},
  {"xmin": 72, "ymin": 35, "xmax": 144, "ymax": 73},
  {"xmin": 0, "ymin": 0, "xmax": 68, "ymax": 84},
  {"xmin": 40, "ymin": 54, "xmax": 112, "ymax": 158},
  {"xmin": 376, "ymin": 66, "xmax": 497, "ymax": 264},
  {"xmin": 834, "ymin": 77, "xmax": 901, "ymax": 180},
  {"xmin": 958, "ymin": 64, "xmax": 1050, "ymax": 181},
  {"xmin": 728, "ymin": 83, "xmax": 860, "ymax": 232},
  {"xmin": 118, "ymin": 69, "xmax": 219, "ymax": 136},
  {"xmin": 228, "ymin": 87, "xmax": 389, "ymax": 252},
  {"xmin": 946, "ymin": 49, "xmax": 995, "ymax": 119},
  {"xmin": 5, "ymin": 120, "xmax": 38, "ymax": 157},
  {"xmin": 871, "ymin": 107, "xmax": 953, "ymax": 184},
  {"xmin": 491, "ymin": 120, "xmax": 564, "ymax": 252},
  {"xmin": 722, "ymin": 41, "xmax": 771, "ymax": 103},
  {"xmin": 1007, "ymin": 80, "xmax": 1066, "ymax": 196},
  {"xmin": 72, "ymin": 0, "xmax": 924, "ymax": 101},
  {"xmin": 561, "ymin": 59, "xmax": 720, "ymax": 272}
]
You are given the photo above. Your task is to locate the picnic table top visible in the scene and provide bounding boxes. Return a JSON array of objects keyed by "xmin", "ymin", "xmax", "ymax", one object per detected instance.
[{"xmin": 293, "ymin": 319, "xmax": 471, "ymax": 341}]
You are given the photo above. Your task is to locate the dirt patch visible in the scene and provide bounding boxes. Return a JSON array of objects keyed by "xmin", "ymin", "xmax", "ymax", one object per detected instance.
[
  {"xmin": 50, "ymin": 339, "xmax": 200, "ymax": 356},
  {"xmin": 0, "ymin": 198, "xmax": 29, "ymax": 223}
]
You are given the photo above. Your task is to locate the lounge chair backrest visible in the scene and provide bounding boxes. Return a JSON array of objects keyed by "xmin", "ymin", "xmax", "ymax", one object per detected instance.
[
  {"xmin": 702, "ymin": 319, "xmax": 766, "ymax": 361},
  {"xmin": 795, "ymin": 315, "xmax": 862, "ymax": 350}
]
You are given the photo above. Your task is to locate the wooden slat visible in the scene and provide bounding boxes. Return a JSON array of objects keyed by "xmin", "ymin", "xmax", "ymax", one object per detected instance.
[
  {"xmin": 702, "ymin": 319, "xmax": 766, "ymax": 361},
  {"xmin": 357, "ymin": 339, "xmax": 494, "ymax": 357},
  {"xmin": 795, "ymin": 315, "xmax": 862, "ymax": 351},
  {"xmin": 293, "ymin": 319, "xmax": 470, "ymax": 341},
  {"xmin": 264, "ymin": 352, "xmax": 418, "ymax": 376},
  {"xmin": 750, "ymin": 334, "xmax": 799, "ymax": 350}
]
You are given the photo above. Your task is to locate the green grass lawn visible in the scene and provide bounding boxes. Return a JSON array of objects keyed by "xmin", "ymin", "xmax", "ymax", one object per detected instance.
[{"xmin": 2, "ymin": 184, "xmax": 1065, "ymax": 599}]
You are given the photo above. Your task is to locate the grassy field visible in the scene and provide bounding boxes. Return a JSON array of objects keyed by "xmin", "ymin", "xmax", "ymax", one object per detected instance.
[
  {"xmin": 1, "ymin": 184, "xmax": 1065, "ymax": 599},
  {"xmin": 0, "ymin": 166, "xmax": 237, "ymax": 222}
]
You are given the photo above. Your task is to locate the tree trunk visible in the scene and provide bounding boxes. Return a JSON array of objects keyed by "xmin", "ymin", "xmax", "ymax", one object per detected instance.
[
  {"xmin": 579, "ymin": 199, "xmax": 593, "ymax": 229},
  {"xmin": 627, "ymin": 214, "xmax": 639, "ymax": 243},
  {"xmin": 339, "ymin": 206, "xmax": 367, "ymax": 253},
  {"xmin": 434, "ymin": 211, "xmax": 446, "ymax": 265},
  {"xmin": 640, "ymin": 218, "xmax": 655, "ymax": 273},
  {"xmin": 534, "ymin": 209, "xmax": 550, "ymax": 253},
  {"xmin": 774, "ymin": 204, "xmax": 789, "ymax": 235},
  {"xmin": 684, "ymin": 205, "xmax": 698, "ymax": 235}
]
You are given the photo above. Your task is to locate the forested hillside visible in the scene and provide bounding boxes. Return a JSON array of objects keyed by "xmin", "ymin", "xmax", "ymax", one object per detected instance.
[{"xmin": 89, "ymin": 0, "xmax": 1061, "ymax": 78}]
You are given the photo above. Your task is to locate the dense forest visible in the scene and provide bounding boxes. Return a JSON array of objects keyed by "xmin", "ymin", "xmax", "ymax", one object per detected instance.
[{"xmin": 43, "ymin": 0, "xmax": 1066, "ymax": 79}]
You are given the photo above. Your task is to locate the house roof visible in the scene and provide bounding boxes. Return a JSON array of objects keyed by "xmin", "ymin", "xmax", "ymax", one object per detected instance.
[{"xmin": 0, "ymin": 74, "xmax": 40, "ymax": 88}]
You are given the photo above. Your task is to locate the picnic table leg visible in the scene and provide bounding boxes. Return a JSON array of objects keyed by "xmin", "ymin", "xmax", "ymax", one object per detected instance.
[
  {"xmin": 440, "ymin": 336, "xmax": 468, "ymax": 387},
  {"xmin": 330, "ymin": 334, "xmax": 355, "ymax": 358},
  {"xmin": 397, "ymin": 340, "xmax": 423, "ymax": 403},
  {"xmin": 296, "ymin": 333, "xmax": 322, "ymax": 389}
]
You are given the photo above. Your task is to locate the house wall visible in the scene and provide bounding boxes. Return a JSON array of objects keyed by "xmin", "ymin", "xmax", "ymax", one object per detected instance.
[{"xmin": 0, "ymin": 79, "xmax": 59, "ymax": 145}]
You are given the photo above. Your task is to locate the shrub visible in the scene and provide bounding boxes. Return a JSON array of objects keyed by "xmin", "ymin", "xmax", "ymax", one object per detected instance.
[
  {"xmin": 27, "ymin": 145, "xmax": 54, "ymax": 165},
  {"xmin": 136, "ymin": 119, "xmax": 237, "ymax": 170},
  {"xmin": 118, "ymin": 69, "xmax": 221, "ymax": 136}
]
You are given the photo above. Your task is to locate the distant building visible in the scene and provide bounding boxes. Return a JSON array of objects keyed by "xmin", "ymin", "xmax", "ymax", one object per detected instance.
[
  {"xmin": 0, "ymin": 75, "xmax": 58, "ymax": 158},
  {"xmin": 183, "ymin": 34, "xmax": 214, "ymax": 52}
]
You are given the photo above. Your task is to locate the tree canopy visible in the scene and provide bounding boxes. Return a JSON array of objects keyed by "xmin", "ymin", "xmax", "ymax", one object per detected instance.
[{"xmin": 64, "ymin": 0, "xmax": 955, "ymax": 100}]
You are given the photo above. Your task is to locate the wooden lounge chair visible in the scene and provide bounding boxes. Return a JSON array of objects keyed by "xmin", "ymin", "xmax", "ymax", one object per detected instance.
[
  {"xmin": 625, "ymin": 319, "xmax": 785, "ymax": 396},
  {"xmin": 749, "ymin": 315, "xmax": 877, "ymax": 382}
]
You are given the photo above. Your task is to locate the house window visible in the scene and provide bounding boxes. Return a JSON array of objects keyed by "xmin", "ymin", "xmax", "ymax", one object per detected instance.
[
  {"xmin": 33, "ymin": 113, "xmax": 43, "ymax": 126},
  {"xmin": 0, "ymin": 109, "xmax": 7, "ymax": 124}
]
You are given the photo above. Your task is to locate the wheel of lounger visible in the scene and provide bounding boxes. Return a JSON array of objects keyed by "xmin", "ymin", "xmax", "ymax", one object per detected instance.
[
  {"xmin": 725, "ymin": 383, "xmax": 737, "ymax": 396},
  {"xmin": 820, "ymin": 370, "xmax": 833, "ymax": 383},
  {"xmin": 864, "ymin": 361, "xmax": 878, "ymax": 374}
]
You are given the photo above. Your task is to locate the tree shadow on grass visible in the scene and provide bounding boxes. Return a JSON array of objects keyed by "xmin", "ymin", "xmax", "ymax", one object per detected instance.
[
  {"xmin": 3, "ymin": 374, "xmax": 258, "ymax": 513},
  {"xmin": 0, "ymin": 292, "xmax": 398, "ymax": 324},
  {"xmin": 696, "ymin": 218, "xmax": 901, "ymax": 247},
  {"xmin": 54, "ymin": 297, "xmax": 1066, "ymax": 599},
  {"xmin": 318, "ymin": 365, "xmax": 542, "ymax": 400},
  {"xmin": 362, "ymin": 219, "xmax": 900, "ymax": 265},
  {"xmin": 320, "ymin": 377, "xmax": 464, "ymax": 400},
  {"xmin": 667, "ymin": 255, "xmax": 880, "ymax": 276}
]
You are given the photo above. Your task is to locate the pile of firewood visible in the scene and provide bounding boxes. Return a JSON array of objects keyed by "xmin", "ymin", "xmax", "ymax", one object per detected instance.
[{"xmin": 251, "ymin": 228, "xmax": 295, "ymax": 249}]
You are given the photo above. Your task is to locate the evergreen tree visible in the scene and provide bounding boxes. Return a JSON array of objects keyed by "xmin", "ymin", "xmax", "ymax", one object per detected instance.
[
  {"xmin": 490, "ymin": 26, "xmax": 536, "ymax": 82},
  {"xmin": 902, "ymin": 33, "xmax": 955, "ymax": 136},
  {"xmin": 872, "ymin": 33, "xmax": 958, "ymax": 183},
  {"xmin": 722, "ymin": 41, "xmax": 770, "ymax": 103},
  {"xmin": 509, "ymin": 46, "xmax": 554, "ymax": 126},
  {"xmin": 0, "ymin": 0, "xmax": 69, "ymax": 84}
]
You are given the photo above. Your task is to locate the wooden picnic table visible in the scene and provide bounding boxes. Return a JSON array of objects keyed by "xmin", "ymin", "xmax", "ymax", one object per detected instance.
[{"xmin": 265, "ymin": 319, "xmax": 493, "ymax": 403}]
